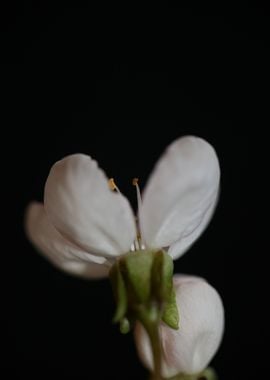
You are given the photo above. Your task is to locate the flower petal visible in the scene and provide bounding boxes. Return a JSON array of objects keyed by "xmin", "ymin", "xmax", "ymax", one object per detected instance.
[
  {"xmin": 140, "ymin": 136, "xmax": 220, "ymax": 254},
  {"xmin": 168, "ymin": 190, "xmax": 219, "ymax": 259},
  {"xmin": 44, "ymin": 154, "xmax": 137, "ymax": 258},
  {"xmin": 25, "ymin": 202, "xmax": 110, "ymax": 279},
  {"xmin": 135, "ymin": 275, "xmax": 224, "ymax": 377}
]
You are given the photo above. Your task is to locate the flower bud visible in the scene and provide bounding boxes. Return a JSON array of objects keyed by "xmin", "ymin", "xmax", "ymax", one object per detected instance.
[{"xmin": 135, "ymin": 275, "xmax": 224, "ymax": 378}]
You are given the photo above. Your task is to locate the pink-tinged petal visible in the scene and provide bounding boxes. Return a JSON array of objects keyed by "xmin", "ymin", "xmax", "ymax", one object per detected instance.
[
  {"xmin": 135, "ymin": 275, "xmax": 224, "ymax": 377},
  {"xmin": 25, "ymin": 202, "xmax": 110, "ymax": 279},
  {"xmin": 140, "ymin": 136, "xmax": 220, "ymax": 256},
  {"xmin": 44, "ymin": 154, "xmax": 136, "ymax": 258}
]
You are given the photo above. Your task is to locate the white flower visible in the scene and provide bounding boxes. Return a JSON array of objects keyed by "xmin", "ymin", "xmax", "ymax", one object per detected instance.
[
  {"xmin": 25, "ymin": 136, "xmax": 220, "ymax": 278},
  {"xmin": 135, "ymin": 275, "xmax": 224, "ymax": 378}
]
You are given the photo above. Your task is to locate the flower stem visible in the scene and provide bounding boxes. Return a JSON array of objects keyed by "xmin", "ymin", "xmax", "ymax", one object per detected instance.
[
  {"xmin": 148, "ymin": 322, "xmax": 163, "ymax": 380},
  {"xmin": 136, "ymin": 306, "xmax": 163, "ymax": 380}
]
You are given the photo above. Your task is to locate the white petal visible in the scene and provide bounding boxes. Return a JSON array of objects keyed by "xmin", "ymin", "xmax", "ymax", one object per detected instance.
[
  {"xmin": 59, "ymin": 260, "xmax": 109, "ymax": 279},
  {"xmin": 25, "ymin": 202, "xmax": 110, "ymax": 279},
  {"xmin": 44, "ymin": 154, "xmax": 136, "ymax": 258},
  {"xmin": 168, "ymin": 190, "xmax": 219, "ymax": 259},
  {"xmin": 135, "ymin": 275, "xmax": 224, "ymax": 377},
  {"xmin": 140, "ymin": 136, "xmax": 220, "ymax": 254}
]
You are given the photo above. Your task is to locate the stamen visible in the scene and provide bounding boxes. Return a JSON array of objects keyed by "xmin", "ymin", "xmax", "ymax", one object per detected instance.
[
  {"xmin": 108, "ymin": 178, "xmax": 121, "ymax": 193},
  {"xmin": 132, "ymin": 178, "xmax": 145, "ymax": 250},
  {"xmin": 109, "ymin": 177, "xmax": 146, "ymax": 252},
  {"xmin": 132, "ymin": 178, "xmax": 142, "ymax": 206},
  {"xmin": 134, "ymin": 239, "xmax": 140, "ymax": 251}
]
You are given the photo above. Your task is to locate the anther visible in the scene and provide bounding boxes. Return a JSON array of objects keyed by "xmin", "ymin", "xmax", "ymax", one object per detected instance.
[
  {"xmin": 132, "ymin": 177, "xmax": 142, "ymax": 206},
  {"xmin": 132, "ymin": 178, "xmax": 139, "ymax": 186},
  {"xmin": 109, "ymin": 178, "xmax": 117, "ymax": 191}
]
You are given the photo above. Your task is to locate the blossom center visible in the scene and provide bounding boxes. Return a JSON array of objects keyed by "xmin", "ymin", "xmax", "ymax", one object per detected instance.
[{"xmin": 108, "ymin": 178, "xmax": 145, "ymax": 252}]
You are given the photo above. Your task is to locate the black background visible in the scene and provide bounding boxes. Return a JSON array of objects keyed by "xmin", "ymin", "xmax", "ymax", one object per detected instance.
[{"xmin": 2, "ymin": 3, "xmax": 267, "ymax": 380}]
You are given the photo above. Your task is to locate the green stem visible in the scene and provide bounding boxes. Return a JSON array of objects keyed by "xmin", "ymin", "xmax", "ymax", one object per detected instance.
[
  {"xmin": 148, "ymin": 322, "xmax": 162, "ymax": 380},
  {"xmin": 136, "ymin": 306, "xmax": 163, "ymax": 380}
]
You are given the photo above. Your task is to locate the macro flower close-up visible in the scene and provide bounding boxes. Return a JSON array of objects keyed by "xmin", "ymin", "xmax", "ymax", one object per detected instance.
[
  {"xmin": 3, "ymin": 3, "xmax": 262, "ymax": 378},
  {"xmin": 24, "ymin": 135, "xmax": 223, "ymax": 380}
]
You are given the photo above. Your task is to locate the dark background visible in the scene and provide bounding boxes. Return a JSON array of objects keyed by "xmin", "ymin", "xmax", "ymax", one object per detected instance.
[{"xmin": 2, "ymin": 3, "xmax": 267, "ymax": 380}]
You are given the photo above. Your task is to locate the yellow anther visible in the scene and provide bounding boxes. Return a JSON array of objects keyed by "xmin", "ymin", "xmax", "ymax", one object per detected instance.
[
  {"xmin": 108, "ymin": 178, "xmax": 117, "ymax": 191},
  {"xmin": 132, "ymin": 178, "xmax": 139, "ymax": 186}
]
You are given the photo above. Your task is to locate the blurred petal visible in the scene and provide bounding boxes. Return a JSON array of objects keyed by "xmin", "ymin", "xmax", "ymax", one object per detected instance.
[
  {"xmin": 44, "ymin": 154, "xmax": 136, "ymax": 258},
  {"xmin": 135, "ymin": 275, "xmax": 224, "ymax": 378},
  {"xmin": 25, "ymin": 202, "xmax": 109, "ymax": 279},
  {"xmin": 140, "ymin": 136, "xmax": 220, "ymax": 254}
]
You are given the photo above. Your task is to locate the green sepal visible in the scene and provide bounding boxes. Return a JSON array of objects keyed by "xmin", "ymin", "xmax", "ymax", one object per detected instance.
[
  {"xmin": 162, "ymin": 287, "xmax": 179, "ymax": 330},
  {"xmin": 151, "ymin": 250, "xmax": 174, "ymax": 302},
  {"xmin": 201, "ymin": 367, "xmax": 218, "ymax": 380},
  {"xmin": 110, "ymin": 249, "xmax": 180, "ymax": 334},
  {"xmin": 109, "ymin": 262, "xmax": 127, "ymax": 323},
  {"xmin": 124, "ymin": 250, "xmax": 154, "ymax": 303}
]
